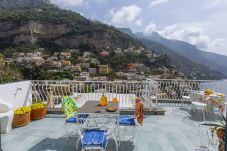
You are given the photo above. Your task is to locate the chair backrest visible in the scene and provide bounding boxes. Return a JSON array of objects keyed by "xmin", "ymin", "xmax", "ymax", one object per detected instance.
[
  {"xmin": 62, "ymin": 96, "xmax": 78, "ymax": 119},
  {"xmin": 75, "ymin": 113, "xmax": 117, "ymax": 147}
]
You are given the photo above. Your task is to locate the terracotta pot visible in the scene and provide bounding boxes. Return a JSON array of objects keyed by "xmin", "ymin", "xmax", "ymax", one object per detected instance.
[
  {"xmin": 12, "ymin": 112, "xmax": 31, "ymax": 128},
  {"xmin": 216, "ymin": 129, "xmax": 225, "ymax": 151},
  {"xmin": 217, "ymin": 128, "xmax": 225, "ymax": 140},
  {"xmin": 31, "ymin": 107, "xmax": 46, "ymax": 120}
]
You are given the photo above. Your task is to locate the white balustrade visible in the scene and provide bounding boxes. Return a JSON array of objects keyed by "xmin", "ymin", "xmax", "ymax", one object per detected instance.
[{"xmin": 30, "ymin": 79, "xmax": 226, "ymax": 109}]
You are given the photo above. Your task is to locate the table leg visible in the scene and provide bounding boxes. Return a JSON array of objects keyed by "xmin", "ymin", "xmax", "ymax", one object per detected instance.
[{"xmin": 202, "ymin": 108, "xmax": 206, "ymax": 121}]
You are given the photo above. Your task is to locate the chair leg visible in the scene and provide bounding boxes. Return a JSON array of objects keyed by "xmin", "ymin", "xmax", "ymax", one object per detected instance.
[
  {"xmin": 76, "ymin": 138, "xmax": 80, "ymax": 150},
  {"xmin": 114, "ymin": 139, "xmax": 119, "ymax": 151}
]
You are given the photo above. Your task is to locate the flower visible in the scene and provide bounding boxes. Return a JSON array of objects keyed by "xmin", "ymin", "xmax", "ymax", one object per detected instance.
[
  {"xmin": 14, "ymin": 106, "xmax": 31, "ymax": 115},
  {"xmin": 31, "ymin": 103, "xmax": 46, "ymax": 110},
  {"xmin": 204, "ymin": 89, "xmax": 213, "ymax": 95}
]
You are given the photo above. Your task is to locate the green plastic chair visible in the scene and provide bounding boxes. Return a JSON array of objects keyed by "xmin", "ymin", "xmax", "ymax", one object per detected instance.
[
  {"xmin": 62, "ymin": 96, "xmax": 78, "ymax": 136},
  {"xmin": 62, "ymin": 96, "xmax": 78, "ymax": 121}
]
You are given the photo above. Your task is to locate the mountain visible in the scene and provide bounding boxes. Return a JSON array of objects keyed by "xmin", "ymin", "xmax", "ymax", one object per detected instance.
[
  {"xmin": 141, "ymin": 39, "xmax": 226, "ymax": 79},
  {"xmin": 0, "ymin": 5, "xmax": 145, "ymax": 51},
  {"xmin": 0, "ymin": 3, "xmax": 225, "ymax": 80},
  {"xmin": 137, "ymin": 32, "xmax": 227, "ymax": 76},
  {"xmin": 0, "ymin": 0, "xmax": 50, "ymax": 9},
  {"xmin": 118, "ymin": 28, "xmax": 135, "ymax": 37},
  {"xmin": 118, "ymin": 28, "xmax": 226, "ymax": 80}
]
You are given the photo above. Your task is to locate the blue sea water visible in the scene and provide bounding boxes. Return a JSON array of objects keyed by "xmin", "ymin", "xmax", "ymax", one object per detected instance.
[{"xmin": 212, "ymin": 79, "xmax": 227, "ymax": 95}]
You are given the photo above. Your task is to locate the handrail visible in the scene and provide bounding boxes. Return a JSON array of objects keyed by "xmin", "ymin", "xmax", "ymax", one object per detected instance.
[{"xmin": 29, "ymin": 79, "xmax": 226, "ymax": 108}]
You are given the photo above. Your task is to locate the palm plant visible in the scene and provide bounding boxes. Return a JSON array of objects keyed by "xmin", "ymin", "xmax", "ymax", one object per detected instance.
[{"xmin": 202, "ymin": 114, "xmax": 226, "ymax": 151}]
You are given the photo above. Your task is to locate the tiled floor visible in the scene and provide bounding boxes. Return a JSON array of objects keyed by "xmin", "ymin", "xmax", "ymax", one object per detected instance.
[{"xmin": 1, "ymin": 107, "xmax": 218, "ymax": 151}]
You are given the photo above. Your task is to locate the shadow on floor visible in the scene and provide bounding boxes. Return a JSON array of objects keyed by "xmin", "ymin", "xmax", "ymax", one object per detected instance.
[
  {"xmin": 28, "ymin": 136, "xmax": 134, "ymax": 151},
  {"xmin": 179, "ymin": 107, "xmax": 223, "ymax": 122}
]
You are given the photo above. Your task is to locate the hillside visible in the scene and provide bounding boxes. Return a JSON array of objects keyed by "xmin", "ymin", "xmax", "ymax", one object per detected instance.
[
  {"xmin": 118, "ymin": 28, "xmax": 226, "ymax": 80},
  {"xmin": 138, "ymin": 32, "xmax": 227, "ymax": 77},
  {"xmin": 0, "ymin": 5, "xmax": 225, "ymax": 80},
  {"xmin": 0, "ymin": 5, "xmax": 145, "ymax": 51},
  {"xmin": 0, "ymin": 0, "xmax": 50, "ymax": 9},
  {"xmin": 141, "ymin": 39, "xmax": 225, "ymax": 79}
]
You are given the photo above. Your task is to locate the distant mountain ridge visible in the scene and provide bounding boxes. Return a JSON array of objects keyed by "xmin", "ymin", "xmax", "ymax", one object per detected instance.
[
  {"xmin": 137, "ymin": 32, "xmax": 227, "ymax": 77},
  {"xmin": 118, "ymin": 28, "xmax": 226, "ymax": 80}
]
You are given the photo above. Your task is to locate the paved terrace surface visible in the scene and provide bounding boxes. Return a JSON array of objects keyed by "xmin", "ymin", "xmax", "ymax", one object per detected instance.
[{"xmin": 1, "ymin": 107, "xmax": 216, "ymax": 151}]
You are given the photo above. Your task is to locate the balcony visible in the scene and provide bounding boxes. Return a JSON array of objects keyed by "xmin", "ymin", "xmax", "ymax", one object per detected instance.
[{"xmin": 1, "ymin": 79, "xmax": 226, "ymax": 151}]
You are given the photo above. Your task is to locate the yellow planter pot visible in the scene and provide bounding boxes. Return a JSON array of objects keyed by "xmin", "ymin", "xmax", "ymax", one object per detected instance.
[
  {"xmin": 12, "ymin": 112, "xmax": 31, "ymax": 128},
  {"xmin": 31, "ymin": 107, "xmax": 46, "ymax": 120}
]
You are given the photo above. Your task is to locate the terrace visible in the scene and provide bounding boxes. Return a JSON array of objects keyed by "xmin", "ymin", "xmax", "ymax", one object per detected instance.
[{"xmin": 1, "ymin": 79, "xmax": 227, "ymax": 151}]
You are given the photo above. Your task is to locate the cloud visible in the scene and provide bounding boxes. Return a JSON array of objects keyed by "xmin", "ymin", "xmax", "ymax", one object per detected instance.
[
  {"xmin": 143, "ymin": 22, "xmax": 226, "ymax": 53},
  {"xmin": 110, "ymin": 5, "xmax": 142, "ymax": 27},
  {"xmin": 50, "ymin": 0, "xmax": 106, "ymax": 8},
  {"xmin": 94, "ymin": 0, "xmax": 107, "ymax": 3},
  {"xmin": 203, "ymin": 0, "xmax": 227, "ymax": 9},
  {"xmin": 209, "ymin": 38, "xmax": 225, "ymax": 51},
  {"xmin": 150, "ymin": 0, "xmax": 169, "ymax": 6},
  {"xmin": 51, "ymin": 0, "xmax": 86, "ymax": 7},
  {"xmin": 144, "ymin": 22, "xmax": 157, "ymax": 35},
  {"xmin": 135, "ymin": 19, "xmax": 143, "ymax": 26},
  {"xmin": 159, "ymin": 24, "xmax": 212, "ymax": 49}
]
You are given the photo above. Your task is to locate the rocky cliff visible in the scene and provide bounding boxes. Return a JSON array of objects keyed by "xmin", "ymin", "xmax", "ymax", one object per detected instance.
[{"xmin": 0, "ymin": 6, "xmax": 144, "ymax": 50}]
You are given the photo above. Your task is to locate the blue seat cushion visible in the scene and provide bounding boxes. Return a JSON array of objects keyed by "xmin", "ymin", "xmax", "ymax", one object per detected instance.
[
  {"xmin": 81, "ymin": 130, "xmax": 107, "ymax": 148},
  {"xmin": 117, "ymin": 116, "xmax": 136, "ymax": 125},
  {"xmin": 66, "ymin": 116, "xmax": 77, "ymax": 123},
  {"xmin": 66, "ymin": 114, "xmax": 89, "ymax": 123}
]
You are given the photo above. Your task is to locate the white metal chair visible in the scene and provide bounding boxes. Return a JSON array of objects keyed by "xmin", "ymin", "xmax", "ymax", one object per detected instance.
[
  {"xmin": 116, "ymin": 98, "xmax": 144, "ymax": 143},
  {"xmin": 75, "ymin": 113, "xmax": 119, "ymax": 151}
]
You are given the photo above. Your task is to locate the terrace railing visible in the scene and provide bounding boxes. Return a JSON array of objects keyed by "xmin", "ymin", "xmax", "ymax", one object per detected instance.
[
  {"xmin": 150, "ymin": 79, "xmax": 226, "ymax": 105},
  {"xmin": 31, "ymin": 79, "xmax": 226, "ymax": 109},
  {"xmin": 31, "ymin": 80, "xmax": 147, "ymax": 110}
]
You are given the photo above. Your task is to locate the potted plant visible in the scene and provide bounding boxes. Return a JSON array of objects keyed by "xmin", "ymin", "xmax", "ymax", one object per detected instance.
[
  {"xmin": 12, "ymin": 106, "xmax": 31, "ymax": 128},
  {"xmin": 202, "ymin": 114, "xmax": 226, "ymax": 151},
  {"xmin": 30, "ymin": 102, "xmax": 46, "ymax": 120}
]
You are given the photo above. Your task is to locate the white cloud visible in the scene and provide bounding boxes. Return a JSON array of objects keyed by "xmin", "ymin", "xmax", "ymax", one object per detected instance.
[
  {"xmin": 110, "ymin": 5, "xmax": 142, "ymax": 27},
  {"xmin": 159, "ymin": 25, "xmax": 210, "ymax": 49},
  {"xmin": 51, "ymin": 0, "xmax": 86, "ymax": 7},
  {"xmin": 94, "ymin": 0, "xmax": 107, "ymax": 3},
  {"xmin": 209, "ymin": 38, "xmax": 225, "ymax": 52},
  {"xmin": 51, "ymin": 0, "xmax": 106, "ymax": 8},
  {"xmin": 144, "ymin": 22, "xmax": 157, "ymax": 35},
  {"xmin": 203, "ymin": 0, "xmax": 227, "ymax": 9},
  {"xmin": 150, "ymin": 0, "xmax": 169, "ymax": 6},
  {"xmin": 135, "ymin": 19, "xmax": 143, "ymax": 26},
  {"xmin": 143, "ymin": 22, "xmax": 226, "ymax": 54}
]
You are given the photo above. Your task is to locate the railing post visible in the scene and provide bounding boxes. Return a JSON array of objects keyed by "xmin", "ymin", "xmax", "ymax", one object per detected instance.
[
  {"xmin": 0, "ymin": 123, "xmax": 2, "ymax": 151},
  {"xmin": 225, "ymin": 97, "xmax": 227, "ymax": 151}
]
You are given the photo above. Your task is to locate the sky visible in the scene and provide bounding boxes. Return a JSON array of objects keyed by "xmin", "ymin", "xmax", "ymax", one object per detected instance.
[{"xmin": 50, "ymin": 0, "xmax": 227, "ymax": 56}]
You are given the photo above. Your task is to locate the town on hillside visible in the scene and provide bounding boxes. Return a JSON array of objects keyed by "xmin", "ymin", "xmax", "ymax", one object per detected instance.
[{"xmin": 0, "ymin": 46, "xmax": 185, "ymax": 83}]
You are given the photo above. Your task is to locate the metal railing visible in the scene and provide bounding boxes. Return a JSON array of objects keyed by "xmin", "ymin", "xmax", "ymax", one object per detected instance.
[
  {"xmin": 31, "ymin": 80, "xmax": 147, "ymax": 110},
  {"xmin": 31, "ymin": 79, "xmax": 226, "ymax": 109},
  {"xmin": 154, "ymin": 79, "xmax": 224, "ymax": 98}
]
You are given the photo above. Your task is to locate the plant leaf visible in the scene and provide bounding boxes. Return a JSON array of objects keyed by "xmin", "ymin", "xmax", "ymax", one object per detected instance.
[
  {"xmin": 201, "ymin": 122, "xmax": 225, "ymax": 128},
  {"xmin": 221, "ymin": 114, "xmax": 227, "ymax": 122}
]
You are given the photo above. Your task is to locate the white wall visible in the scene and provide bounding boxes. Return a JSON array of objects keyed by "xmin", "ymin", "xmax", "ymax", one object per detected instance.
[{"xmin": 0, "ymin": 81, "xmax": 32, "ymax": 110}]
